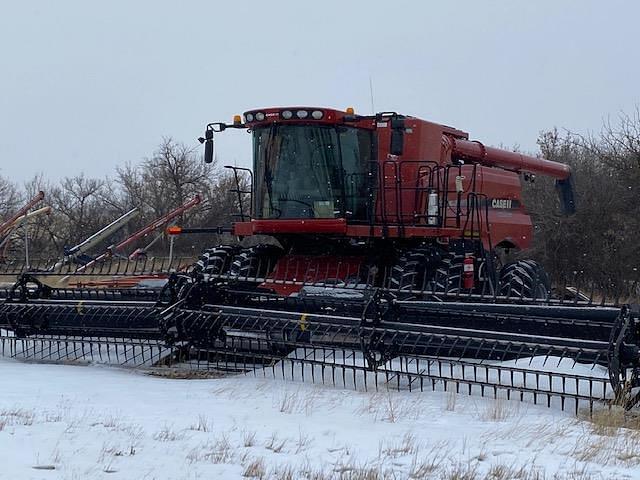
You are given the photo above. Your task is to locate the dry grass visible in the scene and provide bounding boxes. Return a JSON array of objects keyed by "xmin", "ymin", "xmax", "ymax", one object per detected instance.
[
  {"xmin": 265, "ymin": 432, "xmax": 287, "ymax": 453},
  {"xmin": 295, "ymin": 429, "xmax": 313, "ymax": 454},
  {"xmin": 381, "ymin": 432, "xmax": 419, "ymax": 458},
  {"xmin": 581, "ymin": 405, "xmax": 640, "ymax": 435},
  {"xmin": 571, "ymin": 429, "xmax": 640, "ymax": 467},
  {"xmin": 153, "ymin": 425, "xmax": 186, "ymax": 442},
  {"xmin": 97, "ymin": 441, "xmax": 132, "ymax": 463},
  {"xmin": 242, "ymin": 457, "xmax": 266, "ymax": 478},
  {"xmin": 145, "ymin": 368, "xmax": 224, "ymax": 379},
  {"xmin": 271, "ymin": 464, "xmax": 296, "ymax": 480},
  {"xmin": 43, "ymin": 411, "xmax": 63, "ymax": 423},
  {"xmin": 49, "ymin": 444, "xmax": 63, "ymax": 465},
  {"xmin": 243, "ymin": 429, "xmax": 257, "ymax": 447},
  {"xmin": 567, "ymin": 405, "xmax": 640, "ymax": 468},
  {"xmin": 356, "ymin": 392, "xmax": 423, "ymax": 423},
  {"xmin": 440, "ymin": 462, "xmax": 479, "ymax": 480},
  {"xmin": 101, "ymin": 414, "xmax": 121, "ymax": 429},
  {"xmin": 480, "ymin": 399, "xmax": 514, "ymax": 422},
  {"xmin": 407, "ymin": 442, "xmax": 449, "ymax": 478},
  {"xmin": 190, "ymin": 413, "xmax": 212, "ymax": 432},
  {"xmin": 277, "ymin": 389, "xmax": 301, "ymax": 414},
  {"xmin": 187, "ymin": 435, "xmax": 236, "ymax": 464},
  {"xmin": 274, "ymin": 388, "xmax": 320, "ymax": 415},
  {"xmin": 485, "ymin": 463, "xmax": 546, "ymax": 480},
  {"xmin": 332, "ymin": 461, "xmax": 386, "ymax": 480},
  {"xmin": 0, "ymin": 407, "xmax": 35, "ymax": 426}
]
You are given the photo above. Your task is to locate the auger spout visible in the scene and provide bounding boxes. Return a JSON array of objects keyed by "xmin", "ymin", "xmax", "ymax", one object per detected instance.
[
  {"xmin": 442, "ymin": 135, "xmax": 576, "ymax": 214},
  {"xmin": 443, "ymin": 136, "xmax": 571, "ymax": 180}
]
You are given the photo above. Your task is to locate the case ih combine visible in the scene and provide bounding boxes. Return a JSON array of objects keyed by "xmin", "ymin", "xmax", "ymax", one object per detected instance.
[{"xmin": 1, "ymin": 107, "xmax": 639, "ymax": 414}]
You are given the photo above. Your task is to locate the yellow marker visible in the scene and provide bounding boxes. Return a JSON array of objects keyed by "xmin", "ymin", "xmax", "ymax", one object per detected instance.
[
  {"xmin": 299, "ymin": 313, "xmax": 308, "ymax": 332},
  {"xmin": 76, "ymin": 301, "xmax": 85, "ymax": 316}
]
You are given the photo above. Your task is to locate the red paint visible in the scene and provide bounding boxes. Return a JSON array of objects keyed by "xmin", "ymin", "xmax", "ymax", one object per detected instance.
[
  {"xmin": 227, "ymin": 107, "xmax": 572, "ymax": 255},
  {"xmin": 235, "ymin": 219, "xmax": 347, "ymax": 235},
  {"xmin": 259, "ymin": 254, "xmax": 364, "ymax": 295},
  {"xmin": 444, "ymin": 137, "xmax": 571, "ymax": 180}
]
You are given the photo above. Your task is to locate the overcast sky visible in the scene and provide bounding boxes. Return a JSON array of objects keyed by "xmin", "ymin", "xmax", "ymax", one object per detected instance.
[{"xmin": 1, "ymin": 1, "xmax": 638, "ymax": 182}]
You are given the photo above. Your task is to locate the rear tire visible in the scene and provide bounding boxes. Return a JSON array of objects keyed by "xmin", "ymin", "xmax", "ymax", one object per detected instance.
[
  {"xmin": 432, "ymin": 253, "xmax": 465, "ymax": 294},
  {"xmin": 388, "ymin": 247, "xmax": 442, "ymax": 298},
  {"xmin": 498, "ymin": 260, "xmax": 550, "ymax": 300}
]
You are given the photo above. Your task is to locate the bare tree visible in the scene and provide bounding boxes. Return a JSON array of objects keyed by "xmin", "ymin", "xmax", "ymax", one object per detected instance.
[
  {"xmin": 0, "ymin": 175, "xmax": 20, "ymax": 219},
  {"xmin": 529, "ymin": 113, "xmax": 640, "ymax": 298},
  {"xmin": 48, "ymin": 174, "xmax": 117, "ymax": 249}
]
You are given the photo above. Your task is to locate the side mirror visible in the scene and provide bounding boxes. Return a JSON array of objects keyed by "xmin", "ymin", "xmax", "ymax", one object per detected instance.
[
  {"xmin": 201, "ymin": 129, "xmax": 214, "ymax": 164},
  {"xmin": 204, "ymin": 139, "xmax": 214, "ymax": 164}
]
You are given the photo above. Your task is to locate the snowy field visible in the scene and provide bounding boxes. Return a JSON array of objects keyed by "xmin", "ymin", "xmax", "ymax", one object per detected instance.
[{"xmin": 1, "ymin": 357, "xmax": 640, "ymax": 480}]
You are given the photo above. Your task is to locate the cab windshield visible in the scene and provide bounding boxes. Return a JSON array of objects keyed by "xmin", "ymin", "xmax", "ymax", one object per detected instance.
[{"xmin": 252, "ymin": 124, "xmax": 373, "ymax": 220}]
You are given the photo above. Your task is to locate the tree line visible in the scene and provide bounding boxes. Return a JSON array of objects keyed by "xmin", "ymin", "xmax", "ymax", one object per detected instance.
[
  {"xmin": 0, "ymin": 138, "xmax": 242, "ymax": 261},
  {"xmin": 525, "ymin": 108, "xmax": 640, "ymax": 299}
]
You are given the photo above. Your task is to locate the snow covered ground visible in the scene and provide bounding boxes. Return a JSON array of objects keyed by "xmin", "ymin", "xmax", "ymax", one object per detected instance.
[{"xmin": 1, "ymin": 357, "xmax": 639, "ymax": 480}]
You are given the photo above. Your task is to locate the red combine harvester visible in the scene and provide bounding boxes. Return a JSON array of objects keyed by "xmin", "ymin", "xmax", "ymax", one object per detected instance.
[
  {"xmin": 2, "ymin": 107, "xmax": 639, "ymax": 414},
  {"xmin": 194, "ymin": 107, "xmax": 575, "ymax": 299}
]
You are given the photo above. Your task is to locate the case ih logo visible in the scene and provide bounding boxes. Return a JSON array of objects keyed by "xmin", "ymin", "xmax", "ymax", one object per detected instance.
[{"xmin": 491, "ymin": 198, "xmax": 513, "ymax": 209}]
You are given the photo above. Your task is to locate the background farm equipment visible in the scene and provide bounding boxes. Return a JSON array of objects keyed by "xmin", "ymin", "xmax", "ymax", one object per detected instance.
[
  {"xmin": 1, "ymin": 195, "xmax": 202, "ymax": 291},
  {"xmin": 0, "ymin": 191, "xmax": 52, "ymax": 262}
]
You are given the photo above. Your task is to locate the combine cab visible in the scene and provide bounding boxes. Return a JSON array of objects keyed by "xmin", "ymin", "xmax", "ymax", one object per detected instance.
[{"xmin": 2, "ymin": 107, "xmax": 639, "ymax": 414}]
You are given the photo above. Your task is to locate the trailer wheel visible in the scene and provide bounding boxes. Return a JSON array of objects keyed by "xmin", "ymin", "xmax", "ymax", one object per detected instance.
[{"xmin": 499, "ymin": 260, "xmax": 550, "ymax": 300}]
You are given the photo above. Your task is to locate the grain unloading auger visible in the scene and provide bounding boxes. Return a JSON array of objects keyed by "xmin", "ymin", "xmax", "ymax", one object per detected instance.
[{"xmin": 1, "ymin": 106, "xmax": 639, "ymax": 414}]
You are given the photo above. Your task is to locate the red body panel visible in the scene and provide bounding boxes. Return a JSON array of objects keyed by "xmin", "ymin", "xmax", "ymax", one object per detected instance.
[
  {"xmin": 232, "ymin": 107, "xmax": 569, "ymax": 252},
  {"xmin": 261, "ymin": 254, "xmax": 364, "ymax": 295},
  {"xmin": 235, "ymin": 219, "xmax": 347, "ymax": 236}
]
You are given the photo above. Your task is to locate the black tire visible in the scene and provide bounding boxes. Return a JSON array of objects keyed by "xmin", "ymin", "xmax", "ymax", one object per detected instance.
[
  {"xmin": 432, "ymin": 254, "xmax": 465, "ymax": 294},
  {"xmin": 172, "ymin": 245, "xmax": 239, "ymax": 305},
  {"xmin": 498, "ymin": 260, "xmax": 550, "ymax": 300},
  {"xmin": 230, "ymin": 245, "xmax": 282, "ymax": 280},
  {"xmin": 388, "ymin": 248, "xmax": 442, "ymax": 297},
  {"xmin": 193, "ymin": 245, "xmax": 239, "ymax": 275}
]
